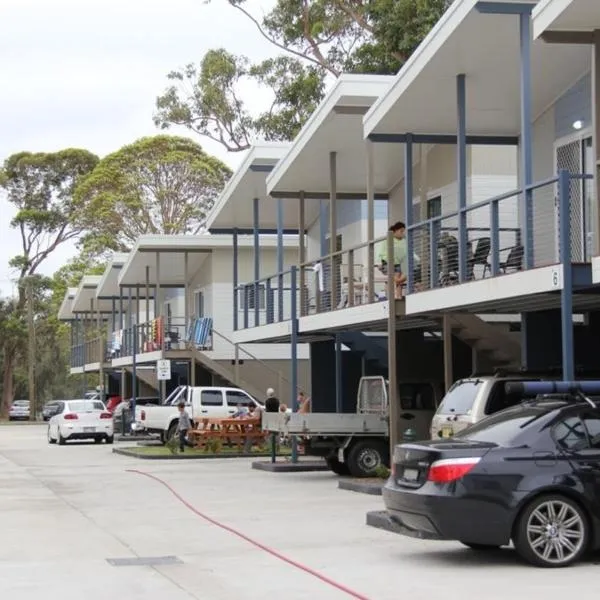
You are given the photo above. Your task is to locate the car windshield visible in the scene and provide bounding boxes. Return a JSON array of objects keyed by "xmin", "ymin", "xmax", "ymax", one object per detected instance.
[
  {"xmin": 68, "ymin": 401, "xmax": 104, "ymax": 413},
  {"xmin": 436, "ymin": 379, "xmax": 484, "ymax": 415},
  {"xmin": 13, "ymin": 400, "xmax": 29, "ymax": 407},
  {"xmin": 454, "ymin": 407, "xmax": 550, "ymax": 446}
]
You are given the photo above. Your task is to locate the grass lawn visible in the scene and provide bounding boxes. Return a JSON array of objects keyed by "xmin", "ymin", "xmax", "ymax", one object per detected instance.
[{"xmin": 121, "ymin": 444, "xmax": 293, "ymax": 457}]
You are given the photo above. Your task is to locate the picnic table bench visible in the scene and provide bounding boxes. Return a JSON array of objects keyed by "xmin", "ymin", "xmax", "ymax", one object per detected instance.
[{"xmin": 188, "ymin": 416, "xmax": 267, "ymax": 452}]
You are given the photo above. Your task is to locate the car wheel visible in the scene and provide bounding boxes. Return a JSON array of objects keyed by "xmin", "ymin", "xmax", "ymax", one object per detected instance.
[
  {"xmin": 47, "ymin": 427, "xmax": 56, "ymax": 444},
  {"xmin": 346, "ymin": 440, "xmax": 389, "ymax": 478},
  {"xmin": 94, "ymin": 437, "xmax": 102, "ymax": 444},
  {"xmin": 461, "ymin": 542, "xmax": 501, "ymax": 550},
  {"xmin": 326, "ymin": 456, "xmax": 351, "ymax": 476},
  {"xmin": 166, "ymin": 421, "xmax": 178, "ymax": 444},
  {"xmin": 513, "ymin": 494, "xmax": 589, "ymax": 568},
  {"xmin": 105, "ymin": 435, "xmax": 114, "ymax": 445},
  {"xmin": 58, "ymin": 430, "xmax": 66, "ymax": 446}
]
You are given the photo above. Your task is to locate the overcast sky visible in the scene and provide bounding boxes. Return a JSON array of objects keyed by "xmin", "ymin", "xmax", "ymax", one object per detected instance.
[{"xmin": 0, "ymin": 0, "xmax": 277, "ymax": 296}]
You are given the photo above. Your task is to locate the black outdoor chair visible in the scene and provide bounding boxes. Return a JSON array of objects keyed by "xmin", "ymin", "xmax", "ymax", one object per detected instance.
[
  {"xmin": 500, "ymin": 244, "xmax": 524, "ymax": 273},
  {"xmin": 469, "ymin": 237, "xmax": 491, "ymax": 279}
]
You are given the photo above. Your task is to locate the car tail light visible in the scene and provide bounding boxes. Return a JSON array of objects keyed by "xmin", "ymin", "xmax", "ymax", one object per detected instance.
[
  {"xmin": 141, "ymin": 410, "xmax": 146, "ymax": 420},
  {"xmin": 427, "ymin": 457, "xmax": 481, "ymax": 483},
  {"xmin": 100, "ymin": 412, "xmax": 112, "ymax": 419},
  {"xmin": 64, "ymin": 413, "xmax": 78, "ymax": 420}
]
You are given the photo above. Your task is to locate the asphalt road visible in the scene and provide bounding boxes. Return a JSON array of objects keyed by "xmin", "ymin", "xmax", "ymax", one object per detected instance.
[{"xmin": 0, "ymin": 424, "xmax": 597, "ymax": 600}]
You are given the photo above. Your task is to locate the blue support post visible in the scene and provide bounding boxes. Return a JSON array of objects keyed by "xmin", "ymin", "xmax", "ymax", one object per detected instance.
[
  {"xmin": 456, "ymin": 73, "xmax": 468, "ymax": 283},
  {"xmin": 277, "ymin": 198, "xmax": 284, "ymax": 322},
  {"xmin": 290, "ymin": 266, "xmax": 299, "ymax": 463},
  {"xmin": 118, "ymin": 287, "xmax": 123, "ymax": 331},
  {"xmin": 253, "ymin": 198, "xmax": 260, "ymax": 326},
  {"xmin": 490, "ymin": 201, "xmax": 500, "ymax": 276},
  {"xmin": 131, "ymin": 323, "xmax": 137, "ymax": 426},
  {"xmin": 558, "ymin": 169, "xmax": 574, "ymax": 381},
  {"xmin": 405, "ymin": 134, "xmax": 415, "ymax": 293},
  {"xmin": 233, "ymin": 228, "xmax": 239, "ymax": 331},
  {"xmin": 266, "ymin": 279, "xmax": 273, "ymax": 324},
  {"xmin": 111, "ymin": 298, "xmax": 116, "ymax": 334},
  {"xmin": 243, "ymin": 285, "xmax": 249, "ymax": 329},
  {"xmin": 520, "ymin": 11, "xmax": 534, "ymax": 269},
  {"xmin": 127, "ymin": 287, "xmax": 133, "ymax": 356},
  {"xmin": 335, "ymin": 334, "xmax": 342, "ymax": 413}
]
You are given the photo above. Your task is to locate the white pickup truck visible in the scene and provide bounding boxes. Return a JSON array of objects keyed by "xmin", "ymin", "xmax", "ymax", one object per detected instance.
[{"xmin": 134, "ymin": 385, "xmax": 263, "ymax": 442}]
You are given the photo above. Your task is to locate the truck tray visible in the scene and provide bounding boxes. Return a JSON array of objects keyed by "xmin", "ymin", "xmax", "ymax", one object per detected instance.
[{"xmin": 262, "ymin": 412, "xmax": 388, "ymax": 436}]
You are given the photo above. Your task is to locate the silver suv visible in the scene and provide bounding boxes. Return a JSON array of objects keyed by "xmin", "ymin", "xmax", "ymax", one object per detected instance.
[{"xmin": 430, "ymin": 374, "xmax": 544, "ymax": 439}]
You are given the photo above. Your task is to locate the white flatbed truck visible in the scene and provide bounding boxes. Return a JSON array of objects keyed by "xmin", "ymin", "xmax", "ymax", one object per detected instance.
[{"xmin": 262, "ymin": 376, "xmax": 391, "ymax": 477}]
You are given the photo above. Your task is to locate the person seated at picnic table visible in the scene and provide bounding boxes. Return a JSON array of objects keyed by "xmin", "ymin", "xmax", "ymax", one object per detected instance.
[
  {"xmin": 231, "ymin": 405, "xmax": 249, "ymax": 419},
  {"xmin": 265, "ymin": 388, "xmax": 280, "ymax": 412},
  {"xmin": 279, "ymin": 403, "xmax": 288, "ymax": 413}
]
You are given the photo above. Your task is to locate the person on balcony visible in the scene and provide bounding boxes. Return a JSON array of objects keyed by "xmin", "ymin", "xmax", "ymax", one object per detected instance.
[{"xmin": 377, "ymin": 221, "xmax": 419, "ymax": 299}]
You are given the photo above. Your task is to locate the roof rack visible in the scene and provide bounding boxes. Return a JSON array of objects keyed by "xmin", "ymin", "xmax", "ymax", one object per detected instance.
[{"xmin": 505, "ymin": 381, "xmax": 600, "ymax": 408}]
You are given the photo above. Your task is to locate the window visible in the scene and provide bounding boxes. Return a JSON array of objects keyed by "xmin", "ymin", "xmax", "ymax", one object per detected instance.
[
  {"xmin": 553, "ymin": 416, "xmax": 589, "ymax": 451},
  {"xmin": 194, "ymin": 291, "xmax": 204, "ymax": 317},
  {"xmin": 427, "ymin": 196, "xmax": 442, "ymax": 219},
  {"xmin": 200, "ymin": 390, "xmax": 224, "ymax": 407},
  {"xmin": 485, "ymin": 380, "xmax": 539, "ymax": 415},
  {"xmin": 399, "ymin": 384, "xmax": 436, "ymax": 411},
  {"xmin": 67, "ymin": 401, "xmax": 104, "ymax": 413},
  {"xmin": 239, "ymin": 285, "xmax": 265, "ymax": 310},
  {"xmin": 437, "ymin": 379, "xmax": 484, "ymax": 415},
  {"xmin": 226, "ymin": 390, "xmax": 253, "ymax": 408},
  {"xmin": 455, "ymin": 407, "xmax": 550, "ymax": 446},
  {"xmin": 581, "ymin": 412, "xmax": 600, "ymax": 449}
]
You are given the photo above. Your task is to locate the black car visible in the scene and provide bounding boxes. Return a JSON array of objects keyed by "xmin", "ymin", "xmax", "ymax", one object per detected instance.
[
  {"xmin": 42, "ymin": 401, "xmax": 61, "ymax": 421},
  {"xmin": 383, "ymin": 393, "xmax": 600, "ymax": 567}
]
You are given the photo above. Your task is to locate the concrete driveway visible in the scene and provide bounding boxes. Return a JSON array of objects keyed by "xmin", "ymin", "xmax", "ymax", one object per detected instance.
[{"xmin": 0, "ymin": 424, "xmax": 597, "ymax": 600}]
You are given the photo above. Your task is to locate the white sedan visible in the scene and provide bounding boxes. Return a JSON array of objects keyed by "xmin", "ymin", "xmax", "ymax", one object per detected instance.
[{"xmin": 48, "ymin": 399, "xmax": 114, "ymax": 445}]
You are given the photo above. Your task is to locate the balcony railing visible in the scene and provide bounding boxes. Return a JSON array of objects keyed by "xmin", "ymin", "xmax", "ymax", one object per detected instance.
[
  {"xmin": 70, "ymin": 336, "xmax": 106, "ymax": 368},
  {"xmin": 234, "ymin": 171, "xmax": 593, "ymax": 329},
  {"xmin": 109, "ymin": 317, "xmax": 188, "ymax": 359},
  {"xmin": 405, "ymin": 172, "xmax": 592, "ymax": 293}
]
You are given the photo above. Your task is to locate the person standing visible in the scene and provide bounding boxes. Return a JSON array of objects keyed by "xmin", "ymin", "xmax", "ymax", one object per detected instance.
[
  {"xmin": 265, "ymin": 388, "xmax": 280, "ymax": 412},
  {"xmin": 176, "ymin": 401, "xmax": 193, "ymax": 452}
]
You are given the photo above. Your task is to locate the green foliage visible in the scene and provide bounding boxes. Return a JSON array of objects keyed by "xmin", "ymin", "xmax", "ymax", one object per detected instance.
[
  {"xmin": 73, "ymin": 135, "xmax": 232, "ymax": 252},
  {"xmin": 157, "ymin": 0, "xmax": 452, "ymax": 150},
  {"xmin": 374, "ymin": 464, "xmax": 391, "ymax": 479}
]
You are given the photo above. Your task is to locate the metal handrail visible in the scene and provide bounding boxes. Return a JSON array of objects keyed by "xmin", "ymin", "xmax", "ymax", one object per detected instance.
[{"xmin": 211, "ymin": 327, "xmax": 292, "ymax": 387}]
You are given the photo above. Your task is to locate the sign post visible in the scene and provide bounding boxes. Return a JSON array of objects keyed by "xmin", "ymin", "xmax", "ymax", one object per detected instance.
[{"xmin": 156, "ymin": 359, "xmax": 171, "ymax": 381}]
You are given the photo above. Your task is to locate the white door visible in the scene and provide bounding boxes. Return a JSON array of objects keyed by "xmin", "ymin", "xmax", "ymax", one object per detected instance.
[{"xmin": 554, "ymin": 133, "xmax": 593, "ymax": 262}]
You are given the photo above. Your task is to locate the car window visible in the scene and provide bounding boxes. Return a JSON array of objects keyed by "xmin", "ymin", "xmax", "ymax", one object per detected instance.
[
  {"xmin": 68, "ymin": 401, "xmax": 103, "ymax": 413},
  {"xmin": 437, "ymin": 380, "xmax": 484, "ymax": 415},
  {"xmin": 226, "ymin": 390, "xmax": 252, "ymax": 407},
  {"xmin": 553, "ymin": 416, "xmax": 589, "ymax": 451},
  {"xmin": 485, "ymin": 380, "xmax": 537, "ymax": 415},
  {"xmin": 455, "ymin": 407, "xmax": 550, "ymax": 446},
  {"xmin": 200, "ymin": 390, "xmax": 223, "ymax": 406},
  {"xmin": 580, "ymin": 412, "xmax": 600, "ymax": 449},
  {"xmin": 13, "ymin": 400, "xmax": 29, "ymax": 407},
  {"xmin": 399, "ymin": 384, "xmax": 436, "ymax": 411}
]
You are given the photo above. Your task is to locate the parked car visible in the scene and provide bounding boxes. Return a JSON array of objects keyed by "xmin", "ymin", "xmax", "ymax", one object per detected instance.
[
  {"xmin": 47, "ymin": 399, "xmax": 113, "ymax": 445},
  {"xmin": 9, "ymin": 400, "xmax": 30, "ymax": 421},
  {"xmin": 383, "ymin": 386, "xmax": 600, "ymax": 568},
  {"xmin": 42, "ymin": 401, "xmax": 61, "ymax": 421},
  {"xmin": 134, "ymin": 386, "xmax": 263, "ymax": 442}
]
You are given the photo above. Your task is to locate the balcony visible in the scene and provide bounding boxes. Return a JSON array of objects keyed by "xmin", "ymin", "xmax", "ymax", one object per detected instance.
[
  {"xmin": 70, "ymin": 336, "xmax": 107, "ymax": 369},
  {"xmin": 404, "ymin": 171, "xmax": 595, "ymax": 314},
  {"xmin": 235, "ymin": 171, "xmax": 596, "ymax": 333}
]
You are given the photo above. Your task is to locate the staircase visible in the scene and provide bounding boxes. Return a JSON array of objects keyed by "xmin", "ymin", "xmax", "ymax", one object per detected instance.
[
  {"xmin": 446, "ymin": 313, "xmax": 521, "ymax": 368},
  {"xmin": 338, "ymin": 331, "xmax": 388, "ymax": 372},
  {"xmin": 191, "ymin": 349, "xmax": 265, "ymax": 401},
  {"xmin": 124, "ymin": 367, "xmax": 159, "ymax": 395}
]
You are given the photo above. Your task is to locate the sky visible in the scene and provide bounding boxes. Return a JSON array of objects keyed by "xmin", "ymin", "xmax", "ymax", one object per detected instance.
[{"xmin": 0, "ymin": 0, "xmax": 277, "ymax": 296}]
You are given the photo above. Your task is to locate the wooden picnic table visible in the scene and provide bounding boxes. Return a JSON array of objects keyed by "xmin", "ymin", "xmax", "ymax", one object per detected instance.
[{"xmin": 188, "ymin": 416, "xmax": 266, "ymax": 452}]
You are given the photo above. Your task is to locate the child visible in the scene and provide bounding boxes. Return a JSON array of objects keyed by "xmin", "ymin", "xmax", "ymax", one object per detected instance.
[{"xmin": 176, "ymin": 401, "xmax": 193, "ymax": 452}]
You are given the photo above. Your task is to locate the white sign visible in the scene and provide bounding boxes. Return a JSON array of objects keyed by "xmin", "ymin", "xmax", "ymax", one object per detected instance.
[
  {"xmin": 551, "ymin": 268, "xmax": 561, "ymax": 289},
  {"xmin": 156, "ymin": 359, "xmax": 171, "ymax": 381}
]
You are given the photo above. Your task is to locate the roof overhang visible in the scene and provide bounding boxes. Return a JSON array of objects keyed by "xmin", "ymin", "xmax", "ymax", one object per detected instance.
[
  {"xmin": 205, "ymin": 143, "xmax": 307, "ymax": 230},
  {"xmin": 364, "ymin": 0, "xmax": 591, "ymax": 139},
  {"xmin": 96, "ymin": 253, "xmax": 129, "ymax": 299},
  {"xmin": 57, "ymin": 287, "xmax": 78, "ymax": 321},
  {"xmin": 266, "ymin": 74, "xmax": 402, "ymax": 200},
  {"xmin": 71, "ymin": 276, "xmax": 114, "ymax": 314},
  {"xmin": 533, "ymin": 0, "xmax": 600, "ymax": 39},
  {"xmin": 118, "ymin": 234, "xmax": 298, "ymax": 287}
]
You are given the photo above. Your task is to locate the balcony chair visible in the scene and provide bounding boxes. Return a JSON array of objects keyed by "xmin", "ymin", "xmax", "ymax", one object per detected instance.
[
  {"xmin": 499, "ymin": 244, "xmax": 524, "ymax": 273},
  {"xmin": 469, "ymin": 237, "xmax": 491, "ymax": 279}
]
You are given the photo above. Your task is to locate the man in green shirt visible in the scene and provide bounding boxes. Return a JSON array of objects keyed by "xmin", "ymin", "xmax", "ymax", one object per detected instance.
[{"xmin": 377, "ymin": 221, "xmax": 410, "ymax": 299}]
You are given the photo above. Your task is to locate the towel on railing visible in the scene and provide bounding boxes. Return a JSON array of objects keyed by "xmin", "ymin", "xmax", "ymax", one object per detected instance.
[
  {"xmin": 312, "ymin": 262, "xmax": 324, "ymax": 292},
  {"xmin": 186, "ymin": 317, "xmax": 213, "ymax": 348}
]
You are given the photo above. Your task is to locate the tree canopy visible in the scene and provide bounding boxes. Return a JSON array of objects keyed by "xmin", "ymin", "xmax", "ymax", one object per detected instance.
[
  {"xmin": 155, "ymin": 0, "xmax": 452, "ymax": 151},
  {"xmin": 73, "ymin": 135, "xmax": 232, "ymax": 253}
]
